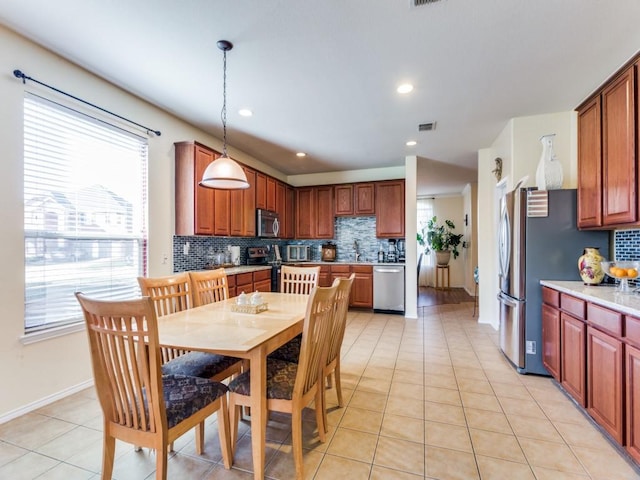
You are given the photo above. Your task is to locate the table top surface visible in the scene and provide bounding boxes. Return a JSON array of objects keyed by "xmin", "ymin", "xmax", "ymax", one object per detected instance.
[{"xmin": 156, "ymin": 292, "xmax": 309, "ymax": 354}]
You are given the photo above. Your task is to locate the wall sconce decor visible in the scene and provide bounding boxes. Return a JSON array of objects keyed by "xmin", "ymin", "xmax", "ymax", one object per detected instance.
[{"xmin": 492, "ymin": 157, "xmax": 502, "ymax": 182}]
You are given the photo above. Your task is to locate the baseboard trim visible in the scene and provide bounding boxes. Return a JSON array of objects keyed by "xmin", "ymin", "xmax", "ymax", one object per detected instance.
[{"xmin": 0, "ymin": 379, "xmax": 94, "ymax": 424}]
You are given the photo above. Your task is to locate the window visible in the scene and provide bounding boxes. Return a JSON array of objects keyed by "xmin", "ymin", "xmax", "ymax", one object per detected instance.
[{"xmin": 24, "ymin": 93, "xmax": 148, "ymax": 332}]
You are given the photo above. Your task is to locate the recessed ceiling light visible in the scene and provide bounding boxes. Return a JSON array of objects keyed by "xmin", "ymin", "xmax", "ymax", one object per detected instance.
[
  {"xmin": 406, "ymin": 140, "xmax": 417, "ymax": 146},
  {"xmin": 296, "ymin": 152, "xmax": 306, "ymax": 158},
  {"xmin": 238, "ymin": 109, "xmax": 253, "ymax": 117},
  {"xmin": 397, "ymin": 84, "xmax": 414, "ymax": 94}
]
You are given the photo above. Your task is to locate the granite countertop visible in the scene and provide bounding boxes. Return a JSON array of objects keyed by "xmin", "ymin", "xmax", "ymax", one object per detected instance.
[
  {"xmin": 540, "ymin": 280, "xmax": 640, "ymax": 317},
  {"xmin": 201, "ymin": 265, "xmax": 272, "ymax": 275}
]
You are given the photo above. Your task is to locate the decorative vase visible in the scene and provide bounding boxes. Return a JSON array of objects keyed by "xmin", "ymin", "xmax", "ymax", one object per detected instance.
[
  {"xmin": 535, "ymin": 134, "xmax": 563, "ymax": 190},
  {"xmin": 578, "ymin": 247, "xmax": 605, "ymax": 285},
  {"xmin": 435, "ymin": 250, "xmax": 451, "ymax": 266}
]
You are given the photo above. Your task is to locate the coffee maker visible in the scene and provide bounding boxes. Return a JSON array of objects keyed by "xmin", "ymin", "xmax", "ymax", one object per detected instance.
[
  {"xmin": 386, "ymin": 239, "xmax": 397, "ymax": 263},
  {"xmin": 397, "ymin": 239, "xmax": 406, "ymax": 262}
]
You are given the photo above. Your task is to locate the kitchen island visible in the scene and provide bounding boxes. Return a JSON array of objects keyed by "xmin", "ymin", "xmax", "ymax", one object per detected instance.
[{"xmin": 540, "ymin": 280, "xmax": 640, "ymax": 463}]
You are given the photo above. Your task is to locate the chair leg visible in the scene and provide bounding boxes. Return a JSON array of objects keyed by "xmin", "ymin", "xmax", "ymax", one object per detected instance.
[
  {"xmin": 334, "ymin": 361, "xmax": 344, "ymax": 407},
  {"xmin": 316, "ymin": 388, "xmax": 326, "ymax": 443},
  {"xmin": 228, "ymin": 394, "xmax": 241, "ymax": 456},
  {"xmin": 291, "ymin": 409, "xmax": 305, "ymax": 480},
  {"xmin": 195, "ymin": 421, "xmax": 205, "ymax": 455},
  {"xmin": 101, "ymin": 433, "xmax": 116, "ymax": 480},
  {"xmin": 217, "ymin": 396, "xmax": 232, "ymax": 469},
  {"xmin": 155, "ymin": 445, "xmax": 168, "ymax": 480}
]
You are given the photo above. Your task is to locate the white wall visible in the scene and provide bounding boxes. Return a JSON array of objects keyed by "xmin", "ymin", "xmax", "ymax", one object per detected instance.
[
  {"xmin": 404, "ymin": 156, "xmax": 418, "ymax": 319},
  {"xmin": 462, "ymin": 183, "xmax": 478, "ymax": 295}
]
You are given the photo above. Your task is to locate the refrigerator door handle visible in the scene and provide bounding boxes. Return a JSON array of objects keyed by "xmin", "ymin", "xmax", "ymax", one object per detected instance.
[{"xmin": 497, "ymin": 291, "xmax": 520, "ymax": 308}]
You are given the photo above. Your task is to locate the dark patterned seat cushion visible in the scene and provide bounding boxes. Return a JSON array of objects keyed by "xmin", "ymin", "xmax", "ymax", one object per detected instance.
[
  {"xmin": 161, "ymin": 351, "xmax": 240, "ymax": 379},
  {"xmin": 228, "ymin": 358, "xmax": 298, "ymax": 400},
  {"xmin": 162, "ymin": 375, "xmax": 228, "ymax": 429},
  {"xmin": 267, "ymin": 334, "xmax": 301, "ymax": 363}
]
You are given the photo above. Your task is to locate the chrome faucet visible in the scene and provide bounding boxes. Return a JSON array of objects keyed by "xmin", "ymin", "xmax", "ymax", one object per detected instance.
[{"xmin": 353, "ymin": 240, "xmax": 360, "ymax": 262}]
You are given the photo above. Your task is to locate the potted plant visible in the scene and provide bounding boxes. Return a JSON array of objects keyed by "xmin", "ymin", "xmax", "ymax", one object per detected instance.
[{"xmin": 422, "ymin": 216, "xmax": 463, "ymax": 266}]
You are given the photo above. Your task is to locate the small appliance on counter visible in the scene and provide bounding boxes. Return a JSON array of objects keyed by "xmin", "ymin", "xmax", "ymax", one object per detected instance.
[
  {"xmin": 386, "ymin": 239, "xmax": 397, "ymax": 263},
  {"xmin": 321, "ymin": 242, "xmax": 337, "ymax": 262},
  {"xmin": 229, "ymin": 245, "xmax": 241, "ymax": 266},
  {"xmin": 286, "ymin": 244, "xmax": 309, "ymax": 262},
  {"xmin": 397, "ymin": 239, "xmax": 406, "ymax": 262}
]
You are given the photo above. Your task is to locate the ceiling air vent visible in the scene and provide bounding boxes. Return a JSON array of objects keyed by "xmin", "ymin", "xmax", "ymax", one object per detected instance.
[
  {"xmin": 413, "ymin": 0, "xmax": 442, "ymax": 6},
  {"xmin": 418, "ymin": 122, "xmax": 436, "ymax": 132}
]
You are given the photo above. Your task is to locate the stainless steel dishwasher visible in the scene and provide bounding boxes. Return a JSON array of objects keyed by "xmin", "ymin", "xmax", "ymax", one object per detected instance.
[{"xmin": 373, "ymin": 264, "xmax": 405, "ymax": 314}]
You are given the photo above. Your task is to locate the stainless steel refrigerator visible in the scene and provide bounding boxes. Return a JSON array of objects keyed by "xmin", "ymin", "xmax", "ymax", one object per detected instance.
[{"xmin": 497, "ymin": 188, "xmax": 609, "ymax": 375}]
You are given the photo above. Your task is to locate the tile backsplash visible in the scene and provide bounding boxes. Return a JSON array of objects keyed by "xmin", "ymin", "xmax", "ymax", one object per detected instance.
[
  {"xmin": 614, "ymin": 229, "xmax": 640, "ymax": 261},
  {"xmin": 173, "ymin": 216, "xmax": 402, "ymax": 272}
]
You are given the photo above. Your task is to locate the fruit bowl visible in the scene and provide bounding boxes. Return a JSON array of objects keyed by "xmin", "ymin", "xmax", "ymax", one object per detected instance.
[{"xmin": 601, "ymin": 261, "xmax": 640, "ymax": 293}]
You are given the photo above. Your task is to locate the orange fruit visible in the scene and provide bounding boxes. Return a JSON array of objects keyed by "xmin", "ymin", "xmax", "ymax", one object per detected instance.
[{"xmin": 628, "ymin": 268, "xmax": 638, "ymax": 278}]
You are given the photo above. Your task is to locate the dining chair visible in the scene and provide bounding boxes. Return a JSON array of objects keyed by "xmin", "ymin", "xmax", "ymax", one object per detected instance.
[
  {"xmin": 321, "ymin": 273, "xmax": 354, "ymax": 429},
  {"xmin": 280, "ymin": 265, "xmax": 320, "ymax": 294},
  {"xmin": 138, "ymin": 274, "xmax": 241, "ymax": 383},
  {"xmin": 227, "ymin": 283, "xmax": 339, "ymax": 480},
  {"xmin": 75, "ymin": 292, "xmax": 232, "ymax": 480},
  {"xmin": 189, "ymin": 268, "xmax": 230, "ymax": 307}
]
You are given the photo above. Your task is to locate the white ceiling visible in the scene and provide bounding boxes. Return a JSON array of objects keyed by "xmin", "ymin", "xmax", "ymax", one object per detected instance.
[{"xmin": 1, "ymin": 1, "xmax": 639, "ymax": 195}]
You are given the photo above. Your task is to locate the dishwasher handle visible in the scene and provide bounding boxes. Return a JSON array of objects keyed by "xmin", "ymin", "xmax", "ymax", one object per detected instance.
[{"xmin": 374, "ymin": 268, "xmax": 403, "ymax": 274}]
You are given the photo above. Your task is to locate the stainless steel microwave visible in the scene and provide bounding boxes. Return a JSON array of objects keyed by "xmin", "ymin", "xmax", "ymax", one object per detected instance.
[
  {"xmin": 256, "ymin": 209, "xmax": 280, "ymax": 237},
  {"xmin": 287, "ymin": 245, "xmax": 310, "ymax": 262}
]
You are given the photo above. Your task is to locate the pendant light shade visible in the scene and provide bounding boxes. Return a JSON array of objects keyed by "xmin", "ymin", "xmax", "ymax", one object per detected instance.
[{"xmin": 199, "ymin": 40, "xmax": 249, "ymax": 190}]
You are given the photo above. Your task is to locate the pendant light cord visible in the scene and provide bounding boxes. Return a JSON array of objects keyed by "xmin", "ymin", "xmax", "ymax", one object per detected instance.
[{"xmin": 221, "ymin": 47, "xmax": 228, "ymax": 157}]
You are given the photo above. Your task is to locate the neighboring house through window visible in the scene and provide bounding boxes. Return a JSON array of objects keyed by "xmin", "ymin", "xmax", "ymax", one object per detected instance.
[{"xmin": 23, "ymin": 93, "xmax": 148, "ymax": 332}]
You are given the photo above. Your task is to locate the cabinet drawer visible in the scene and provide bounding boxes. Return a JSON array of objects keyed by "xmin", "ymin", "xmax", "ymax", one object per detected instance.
[
  {"xmin": 227, "ymin": 274, "xmax": 236, "ymax": 288},
  {"xmin": 542, "ymin": 287, "xmax": 560, "ymax": 307},
  {"xmin": 330, "ymin": 265, "xmax": 351, "ymax": 273},
  {"xmin": 253, "ymin": 269, "xmax": 271, "ymax": 282},
  {"xmin": 587, "ymin": 303, "xmax": 622, "ymax": 337},
  {"xmin": 561, "ymin": 293, "xmax": 586, "ymax": 319},
  {"xmin": 352, "ymin": 265, "xmax": 373, "ymax": 274},
  {"xmin": 236, "ymin": 272, "xmax": 253, "ymax": 285},
  {"xmin": 626, "ymin": 316, "xmax": 640, "ymax": 346}
]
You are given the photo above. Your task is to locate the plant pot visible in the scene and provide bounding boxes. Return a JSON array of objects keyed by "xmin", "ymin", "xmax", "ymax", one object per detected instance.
[{"xmin": 435, "ymin": 251, "xmax": 451, "ymax": 266}]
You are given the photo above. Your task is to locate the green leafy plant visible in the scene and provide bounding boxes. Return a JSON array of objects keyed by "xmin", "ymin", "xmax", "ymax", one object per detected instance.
[{"xmin": 421, "ymin": 216, "xmax": 463, "ymax": 259}]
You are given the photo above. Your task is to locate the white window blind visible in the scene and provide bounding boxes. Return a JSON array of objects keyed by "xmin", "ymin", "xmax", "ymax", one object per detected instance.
[{"xmin": 24, "ymin": 93, "xmax": 148, "ymax": 332}]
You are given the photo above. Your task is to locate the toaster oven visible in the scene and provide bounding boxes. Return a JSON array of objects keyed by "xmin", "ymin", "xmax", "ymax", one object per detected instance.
[{"xmin": 286, "ymin": 245, "xmax": 310, "ymax": 262}]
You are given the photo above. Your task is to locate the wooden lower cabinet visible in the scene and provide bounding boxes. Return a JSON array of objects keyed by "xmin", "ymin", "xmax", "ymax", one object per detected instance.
[
  {"xmin": 236, "ymin": 272, "xmax": 253, "ymax": 295},
  {"xmin": 351, "ymin": 266, "xmax": 373, "ymax": 308},
  {"xmin": 561, "ymin": 312, "xmax": 587, "ymax": 406},
  {"xmin": 228, "ymin": 274, "xmax": 237, "ymax": 298},
  {"xmin": 627, "ymin": 344, "xmax": 640, "ymax": 462},
  {"xmin": 541, "ymin": 303, "xmax": 561, "ymax": 380},
  {"xmin": 253, "ymin": 269, "xmax": 272, "ymax": 292},
  {"xmin": 588, "ymin": 326, "xmax": 624, "ymax": 443}
]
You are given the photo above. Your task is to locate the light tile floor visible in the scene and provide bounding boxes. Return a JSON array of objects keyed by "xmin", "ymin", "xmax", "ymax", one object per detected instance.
[{"xmin": 2, "ymin": 302, "xmax": 640, "ymax": 479}]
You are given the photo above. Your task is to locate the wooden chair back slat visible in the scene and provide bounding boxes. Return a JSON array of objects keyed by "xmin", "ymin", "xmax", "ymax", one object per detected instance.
[
  {"xmin": 189, "ymin": 269, "xmax": 230, "ymax": 307},
  {"xmin": 327, "ymin": 274, "xmax": 354, "ymax": 367},
  {"xmin": 281, "ymin": 266, "xmax": 320, "ymax": 295}
]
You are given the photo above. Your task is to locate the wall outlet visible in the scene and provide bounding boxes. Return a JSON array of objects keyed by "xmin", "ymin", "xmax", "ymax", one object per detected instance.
[
  {"xmin": 183, "ymin": 242, "xmax": 190, "ymax": 255},
  {"xmin": 526, "ymin": 341, "xmax": 536, "ymax": 354},
  {"xmin": 162, "ymin": 253, "xmax": 169, "ymax": 265}
]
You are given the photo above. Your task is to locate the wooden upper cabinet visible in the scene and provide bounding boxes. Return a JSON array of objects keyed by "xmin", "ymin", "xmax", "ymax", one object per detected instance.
[
  {"xmin": 266, "ymin": 177, "xmax": 277, "ymax": 211},
  {"xmin": 315, "ymin": 186, "xmax": 334, "ymax": 238},
  {"xmin": 602, "ymin": 66, "xmax": 636, "ymax": 226},
  {"xmin": 230, "ymin": 187, "xmax": 243, "ymax": 236},
  {"xmin": 375, "ymin": 180, "xmax": 405, "ymax": 238},
  {"xmin": 175, "ymin": 141, "xmax": 216, "ymax": 235},
  {"xmin": 284, "ymin": 185, "xmax": 295, "ymax": 238},
  {"xmin": 577, "ymin": 97, "xmax": 603, "ymax": 228},
  {"xmin": 334, "ymin": 184, "xmax": 354, "ymax": 216},
  {"xmin": 355, "ymin": 183, "xmax": 375, "ymax": 215},
  {"xmin": 255, "ymin": 172, "xmax": 267, "ymax": 210},
  {"xmin": 275, "ymin": 181, "xmax": 286, "ymax": 236},
  {"xmin": 296, "ymin": 187, "xmax": 315, "ymax": 238},
  {"xmin": 242, "ymin": 167, "xmax": 256, "ymax": 237},
  {"xmin": 213, "ymin": 189, "xmax": 230, "ymax": 236}
]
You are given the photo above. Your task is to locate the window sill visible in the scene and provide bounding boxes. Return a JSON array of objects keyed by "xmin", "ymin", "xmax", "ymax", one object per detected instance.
[{"xmin": 20, "ymin": 322, "xmax": 85, "ymax": 345}]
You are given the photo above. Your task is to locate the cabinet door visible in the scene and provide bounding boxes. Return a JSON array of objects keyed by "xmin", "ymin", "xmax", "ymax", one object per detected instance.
[
  {"xmin": 376, "ymin": 180, "xmax": 405, "ymax": 238},
  {"xmin": 242, "ymin": 167, "xmax": 257, "ymax": 237},
  {"xmin": 577, "ymin": 97, "xmax": 603, "ymax": 228},
  {"xmin": 315, "ymin": 186, "xmax": 334, "ymax": 238},
  {"xmin": 296, "ymin": 188, "xmax": 315, "ymax": 238},
  {"xmin": 175, "ymin": 143, "xmax": 215, "ymax": 236},
  {"xmin": 355, "ymin": 183, "xmax": 375, "ymax": 215},
  {"xmin": 541, "ymin": 304, "xmax": 561, "ymax": 380},
  {"xmin": 587, "ymin": 326, "xmax": 624, "ymax": 443},
  {"xmin": 284, "ymin": 185, "xmax": 295, "ymax": 238},
  {"xmin": 230, "ymin": 187, "xmax": 243, "ymax": 236},
  {"xmin": 351, "ymin": 267, "xmax": 373, "ymax": 308},
  {"xmin": 602, "ymin": 66, "xmax": 637, "ymax": 226},
  {"xmin": 236, "ymin": 272, "xmax": 253, "ymax": 295},
  {"xmin": 627, "ymin": 344, "xmax": 640, "ymax": 463},
  {"xmin": 266, "ymin": 177, "xmax": 277, "ymax": 212},
  {"xmin": 256, "ymin": 172, "xmax": 267, "ymax": 210},
  {"xmin": 561, "ymin": 313, "xmax": 586, "ymax": 406},
  {"xmin": 335, "ymin": 184, "xmax": 353, "ymax": 216},
  {"xmin": 276, "ymin": 181, "xmax": 286, "ymax": 234},
  {"xmin": 213, "ymin": 189, "xmax": 230, "ymax": 236}
]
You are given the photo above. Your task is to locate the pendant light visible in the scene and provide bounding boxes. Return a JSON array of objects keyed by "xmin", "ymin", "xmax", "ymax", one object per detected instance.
[{"xmin": 199, "ymin": 40, "xmax": 249, "ymax": 190}]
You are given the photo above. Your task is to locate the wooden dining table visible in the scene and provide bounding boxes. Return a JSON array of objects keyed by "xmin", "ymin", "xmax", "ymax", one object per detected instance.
[{"xmin": 156, "ymin": 291, "xmax": 310, "ymax": 480}]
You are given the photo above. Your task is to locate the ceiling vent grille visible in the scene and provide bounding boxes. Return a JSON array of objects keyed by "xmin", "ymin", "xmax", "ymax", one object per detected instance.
[
  {"xmin": 413, "ymin": 0, "xmax": 441, "ymax": 6},
  {"xmin": 418, "ymin": 122, "xmax": 436, "ymax": 132}
]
